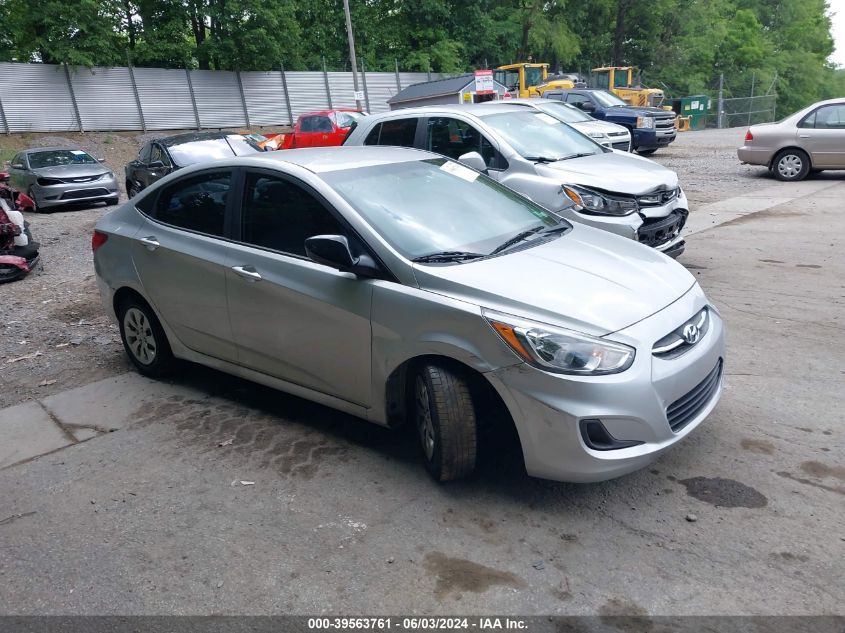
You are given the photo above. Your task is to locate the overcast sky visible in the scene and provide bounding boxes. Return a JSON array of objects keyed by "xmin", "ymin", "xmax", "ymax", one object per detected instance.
[{"xmin": 831, "ymin": 0, "xmax": 845, "ymax": 66}]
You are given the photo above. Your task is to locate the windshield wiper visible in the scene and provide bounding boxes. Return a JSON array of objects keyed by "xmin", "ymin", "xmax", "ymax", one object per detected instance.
[
  {"xmin": 524, "ymin": 156, "xmax": 564, "ymax": 163},
  {"xmin": 558, "ymin": 152, "xmax": 596, "ymax": 160},
  {"xmin": 412, "ymin": 250, "xmax": 485, "ymax": 263},
  {"xmin": 489, "ymin": 225, "xmax": 547, "ymax": 255}
]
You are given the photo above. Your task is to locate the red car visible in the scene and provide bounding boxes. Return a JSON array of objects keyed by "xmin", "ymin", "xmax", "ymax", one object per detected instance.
[{"xmin": 280, "ymin": 109, "xmax": 367, "ymax": 149}]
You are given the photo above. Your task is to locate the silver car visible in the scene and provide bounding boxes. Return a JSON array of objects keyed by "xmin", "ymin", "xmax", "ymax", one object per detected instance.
[
  {"xmin": 344, "ymin": 105, "xmax": 687, "ymax": 258},
  {"xmin": 93, "ymin": 147, "xmax": 724, "ymax": 483},
  {"xmin": 7, "ymin": 147, "xmax": 119, "ymax": 211},
  {"xmin": 738, "ymin": 98, "xmax": 845, "ymax": 181},
  {"xmin": 491, "ymin": 98, "xmax": 632, "ymax": 151}
]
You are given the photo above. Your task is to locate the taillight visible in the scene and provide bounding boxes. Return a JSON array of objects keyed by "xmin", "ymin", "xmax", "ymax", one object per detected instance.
[
  {"xmin": 745, "ymin": 129, "xmax": 753, "ymax": 142},
  {"xmin": 92, "ymin": 230, "xmax": 108, "ymax": 252}
]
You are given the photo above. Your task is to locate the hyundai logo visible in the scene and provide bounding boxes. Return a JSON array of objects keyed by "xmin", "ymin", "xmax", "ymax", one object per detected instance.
[{"xmin": 682, "ymin": 323, "xmax": 701, "ymax": 344}]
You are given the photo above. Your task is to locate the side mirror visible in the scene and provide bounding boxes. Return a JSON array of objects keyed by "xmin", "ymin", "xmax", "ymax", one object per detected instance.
[
  {"xmin": 148, "ymin": 160, "xmax": 165, "ymax": 169},
  {"xmin": 9, "ymin": 163, "xmax": 24, "ymax": 170},
  {"xmin": 95, "ymin": 156, "xmax": 105, "ymax": 162},
  {"xmin": 580, "ymin": 102, "xmax": 596, "ymax": 112},
  {"xmin": 457, "ymin": 151, "xmax": 487, "ymax": 173},
  {"xmin": 305, "ymin": 235, "xmax": 379, "ymax": 277}
]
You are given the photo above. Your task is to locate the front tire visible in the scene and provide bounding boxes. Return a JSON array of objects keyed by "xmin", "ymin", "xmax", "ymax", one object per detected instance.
[
  {"xmin": 637, "ymin": 148, "xmax": 658, "ymax": 156},
  {"xmin": 26, "ymin": 188, "xmax": 41, "ymax": 213},
  {"xmin": 127, "ymin": 182, "xmax": 140, "ymax": 198},
  {"xmin": 117, "ymin": 297, "xmax": 174, "ymax": 378},
  {"xmin": 772, "ymin": 148, "xmax": 810, "ymax": 181},
  {"xmin": 414, "ymin": 363, "xmax": 477, "ymax": 482}
]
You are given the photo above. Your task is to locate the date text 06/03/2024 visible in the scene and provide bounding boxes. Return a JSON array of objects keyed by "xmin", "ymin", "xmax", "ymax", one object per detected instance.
[{"xmin": 307, "ymin": 617, "xmax": 528, "ymax": 630}]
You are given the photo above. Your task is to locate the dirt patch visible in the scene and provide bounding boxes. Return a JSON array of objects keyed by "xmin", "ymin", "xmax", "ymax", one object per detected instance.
[
  {"xmin": 423, "ymin": 552, "xmax": 525, "ymax": 600},
  {"xmin": 740, "ymin": 438, "xmax": 775, "ymax": 455},
  {"xmin": 777, "ymin": 471, "xmax": 845, "ymax": 496},
  {"xmin": 679, "ymin": 476, "xmax": 768, "ymax": 508},
  {"xmin": 598, "ymin": 597, "xmax": 650, "ymax": 616}
]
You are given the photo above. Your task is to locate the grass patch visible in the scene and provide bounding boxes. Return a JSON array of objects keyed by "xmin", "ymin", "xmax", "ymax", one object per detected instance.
[{"xmin": 0, "ymin": 146, "xmax": 16, "ymax": 165}]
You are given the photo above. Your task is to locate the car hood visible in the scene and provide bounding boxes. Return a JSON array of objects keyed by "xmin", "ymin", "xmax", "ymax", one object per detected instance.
[
  {"xmin": 571, "ymin": 120, "xmax": 627, "ymax": 135},
  {"xmin": 606, "ymin": 105, "xmax": 671, "ymax": 117},
  {"xmin": 413, "ymin": 224, "xmax": 696, "ymax": 336},
  {"xmin": 33, "ymin": 164, "xmax": 109, "ymax": 178},
  {"xmin": 534, "ymin": 152, "xmax": 678, "ymax": 195}
]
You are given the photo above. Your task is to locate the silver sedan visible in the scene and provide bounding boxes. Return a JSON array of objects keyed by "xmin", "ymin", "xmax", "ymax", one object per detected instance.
[
  {"xmin": 6, "ymin": 147, "xmax": 119, "ymax": 211},
  {"xmin": 738, "ymin": 98, "xmax": 845, "ymax": 181},
  {"xmin": 93, "ymin": 146, "xmax": 724, "ymax": 483}
]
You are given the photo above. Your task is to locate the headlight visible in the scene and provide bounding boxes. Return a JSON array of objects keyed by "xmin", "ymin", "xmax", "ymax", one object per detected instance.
[
  {"xmin": 484, "ymin": 310, "xmax": 635, "ymax": 375},
  {"xmin": 562, "ymin": 184, "xmax": 638, "ymax": 216},
  {"xmin": 97, "ymin": 171, "xmax": 115, "ymax": 181},
  {"xmin": 636, "ymin": 116, "xmax": 655, "ymax": 129},
  {"xmin": 36, "ymin": 177, "xmax": 63, "ymax": 186}
]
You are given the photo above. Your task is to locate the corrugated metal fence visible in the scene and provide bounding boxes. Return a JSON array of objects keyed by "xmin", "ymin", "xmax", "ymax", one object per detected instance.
[{"xmin": 0, "ymin": 62, "xmax": 438, "ymax": 134}]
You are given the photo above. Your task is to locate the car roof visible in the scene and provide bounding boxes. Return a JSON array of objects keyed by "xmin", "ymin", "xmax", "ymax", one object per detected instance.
[
  {"xmin": 300, "ymin": 109, "xmax": 362, "ymax": 116},
  {"xmin": 376, "ymin": 104, "xmax": 529, "ymax": 119},
  {"xmin": 232, "ymin": 146, "xmax": 440, "ymax": 174},
  {"xmin": 157, "ymin": 132, "xmax": 242, "ymax": 147},
  {"xmin": 22, "ymin": 146, "xmax": 91, "ymax": 154}
]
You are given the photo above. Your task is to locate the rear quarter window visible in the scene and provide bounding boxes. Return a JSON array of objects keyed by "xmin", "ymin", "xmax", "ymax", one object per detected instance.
[{"xmin": 364, "ymin": 119, "xmax": 419, "ymax": 147}]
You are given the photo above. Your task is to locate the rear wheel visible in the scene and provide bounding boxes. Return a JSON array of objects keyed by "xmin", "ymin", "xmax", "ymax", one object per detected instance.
[
  {"xmin": 772, "ymin": 148, "xmax": 810, "ymax": 181},
  {"xmin": 117, "ymin": 297, "xmax": 174, "ymax": 378},
  {"xmin": 414, "ymin": 363, "xmax": 477, "ymax": 482}
]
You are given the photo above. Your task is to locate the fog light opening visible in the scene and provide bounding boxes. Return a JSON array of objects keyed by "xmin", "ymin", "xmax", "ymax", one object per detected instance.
[{"xmin": 579, "ymin": 419, "xmax": 644, "ymax": 451}]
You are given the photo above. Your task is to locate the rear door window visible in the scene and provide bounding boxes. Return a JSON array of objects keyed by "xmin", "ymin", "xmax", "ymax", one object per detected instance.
[
  {"xmin": 364, "ymin": 119, "xmax": 419, "ymax": 147},
  {"xmin": 152, "ymin": 170, "xmax": 231, "ymax": 237}
]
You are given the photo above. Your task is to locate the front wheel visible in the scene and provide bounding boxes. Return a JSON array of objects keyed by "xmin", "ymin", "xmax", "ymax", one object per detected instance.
[
  {"xmin": 117, "ymin": 297, "xmax": 174, "ymax": 378},
  {"xmin": 414, "ymin": 363, "xmax": 478, "ymax": 482},
  {"xmin": 127, "ymin": 182, "xmax": 140, "ymax": 198},
  {"xmin": 637, "ymin": 148, "xmax": 658, "ymax": 156},
  {"xmin": 772, "ymin": 149, "xmax": 810, "ymax": 181},
  {"xmin": 26, "ymin": 188, "xmax": 41, "ymax": 213}
]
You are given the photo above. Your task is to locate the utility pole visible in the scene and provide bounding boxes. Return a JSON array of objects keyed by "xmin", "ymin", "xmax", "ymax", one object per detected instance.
[
  {"xmin": 717, "ymin": 73, "xmax": 724, "ymax": 129},
  {"xmin": 343, "ymin": 0, "xmax": 363, "ymax": 112},
  {"xmin": 747, "ymin": 73, "xmax": 755, "ymax": 127}
]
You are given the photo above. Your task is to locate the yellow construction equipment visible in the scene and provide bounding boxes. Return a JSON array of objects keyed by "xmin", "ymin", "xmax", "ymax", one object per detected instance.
[
  {"xmin": 592, "ymin": 66, "xmax": 666, "ymax": 108},
  {"xmin": 493, "ymin": 63, "xmax": 577, "ymax": 98}
]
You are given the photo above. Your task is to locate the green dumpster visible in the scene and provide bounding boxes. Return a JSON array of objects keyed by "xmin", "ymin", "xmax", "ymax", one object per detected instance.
[{"xmin": 671, "ymin": 95, "xmax": 709, "ymax": 130}]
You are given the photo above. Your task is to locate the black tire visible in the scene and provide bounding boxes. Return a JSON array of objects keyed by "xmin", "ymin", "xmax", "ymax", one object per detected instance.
[
  {"xmin": 117, "ymin": 296, "xmax": 174, "ymax": 378},
  {"xmin": 637, "ymin": 148, "xmax": 658, "ymax": 156},
  {"xmin": 414, "ymin": 363, "xmax": 477, "ymax": 482},
  {"xmin": 127, "ymin": 182, "xmax": 140, "ymax": 198},
  {"xmin": 772, "ymin": 148, "xmax": 810, "ymax": 181},
  {"xmin": 26, "ymin": 188, "xmax": 41, "ymax": 213}
]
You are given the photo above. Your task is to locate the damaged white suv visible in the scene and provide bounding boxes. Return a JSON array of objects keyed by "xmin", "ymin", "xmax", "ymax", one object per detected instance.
[{"xmin": 344, "ymin": 104, "xmax": 688, "ymax": 257}]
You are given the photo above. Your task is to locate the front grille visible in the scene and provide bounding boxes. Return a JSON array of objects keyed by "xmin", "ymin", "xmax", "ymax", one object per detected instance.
[
  {"xmin": 637, "ymin": 210, "xmax": 686, "ymax": 247},
  {"xmin": 607, "ymin": 131, "xmax": 628, "ymax": 137},
  {"xmin": 667, "ymin": 359, "xmax": 723, "ymax": 432},
  {"xmin": 60, "ymin": 188, "xmax": 110, "ymax": 200},
  {"xmin": 655, "ymin": 117, "xmax": 676, "ymax": 130},
  {"xmin": 612, "ymin": 141, "xmax": 630, "ymax": 151}
]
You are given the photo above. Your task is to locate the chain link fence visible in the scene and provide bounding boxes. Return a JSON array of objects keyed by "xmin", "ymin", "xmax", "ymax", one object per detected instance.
[{"xmin": 0, "ymin": 61, "xmax": 438, "ymax": 134}]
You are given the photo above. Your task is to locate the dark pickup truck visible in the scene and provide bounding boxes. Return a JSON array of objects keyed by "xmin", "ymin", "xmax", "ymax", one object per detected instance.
[{"xmin": 543, "ymin": 89, "xmax": 676, "ymax": 155}]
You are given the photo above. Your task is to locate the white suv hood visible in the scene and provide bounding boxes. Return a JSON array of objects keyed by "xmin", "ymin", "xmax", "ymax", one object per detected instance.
[
  {"xmin": 535, "ymin": 152, "xmax": 678, "ymax": 196},
  {"xmin": 413, "ymin": 224, "xmax": 696, "ymax": 336}
]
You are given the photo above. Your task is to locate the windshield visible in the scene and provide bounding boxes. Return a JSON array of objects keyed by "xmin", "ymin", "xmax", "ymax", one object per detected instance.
[
  {"xmin": 336, "ymin": 111, "xmax": 367, "ymax": 128},
  {"xmin": 524, "ymin": 66, "xmax": 544, "ymax": 88},
  {"xmin": 481, "ymin": 111, "xmax": 603, "ymax": 160},
  {"xmin": 28, "ymin": 150, "xmax": 97, "ymax": 168},
  {"xmin": 592, "ymin": 90, "xmax": 628, "ymax": 107},
  {"xmin": 167, "ymin": 136, "xmax": 260, "ymax": 166},
  {"xmin": 323, "ymin": 158, "xmax": 565, "ymax": 260},
  {"xmin": 535, "ymin": 101, "xmax": 592, "ymax": 123}
]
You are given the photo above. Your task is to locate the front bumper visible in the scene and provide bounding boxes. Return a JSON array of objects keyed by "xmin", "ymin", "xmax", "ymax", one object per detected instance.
[
  {"xmin": 33, "ymin": 177, "xmax": 119, "ymax": 208},
  {"xmin": 634, "ymin": 127, "xmax": 676, "ymax": 149},
  {"xmin": 486, "ymin": 288, "xmax": 725, "ymax": 482}
]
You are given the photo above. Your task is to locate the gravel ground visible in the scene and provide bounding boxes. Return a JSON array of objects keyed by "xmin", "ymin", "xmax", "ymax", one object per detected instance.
[{"xmin": 0, "ymin": 126, "xmax": 766, "ymax": 409}]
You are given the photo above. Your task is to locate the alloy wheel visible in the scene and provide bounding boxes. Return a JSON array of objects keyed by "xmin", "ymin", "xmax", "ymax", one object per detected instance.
[{"xmin": 123, "ymin": 307, "xmax": 157, "ymax": 365}]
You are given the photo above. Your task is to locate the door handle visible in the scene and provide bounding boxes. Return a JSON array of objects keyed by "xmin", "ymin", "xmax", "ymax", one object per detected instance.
[
  {"xmin": 138, "ymin": 236, "xmax": 160, "ymax": 251},
  {"xmin": 798, "ymin": 134, "xmax": 809, "ymax": 138},
  {"xmin": 232, "ymin": 265, "xmax": 262, "ymax": 282}
]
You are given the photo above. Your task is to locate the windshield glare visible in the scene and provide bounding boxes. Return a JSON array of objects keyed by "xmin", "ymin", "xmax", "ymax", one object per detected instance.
[
  {"xmin": 28, "ymin": 150, "xmax": 97, "ymax": 169},
  {"xmin": 481, "ymin": 111, "xmax": 603, "ymax": 160},
  {"xmin": 168, "ymin": 136, "xmax": 260, "ymax": 166},
  {"xmin": 324, "ymin": 159, "xmax": 563, "ymax": 260},
  {"xmin": 536, "ymin": 101, "xmax": 592, "ymax": 123},
  {"xmin": 592, "ymin": 91, "xmax": 628, "ymax": 107}
]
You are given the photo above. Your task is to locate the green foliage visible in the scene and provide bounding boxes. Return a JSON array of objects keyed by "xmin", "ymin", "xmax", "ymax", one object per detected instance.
[{"xmin": 0, "ymin": 0, "xmax": 839, "ymax": 113}]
